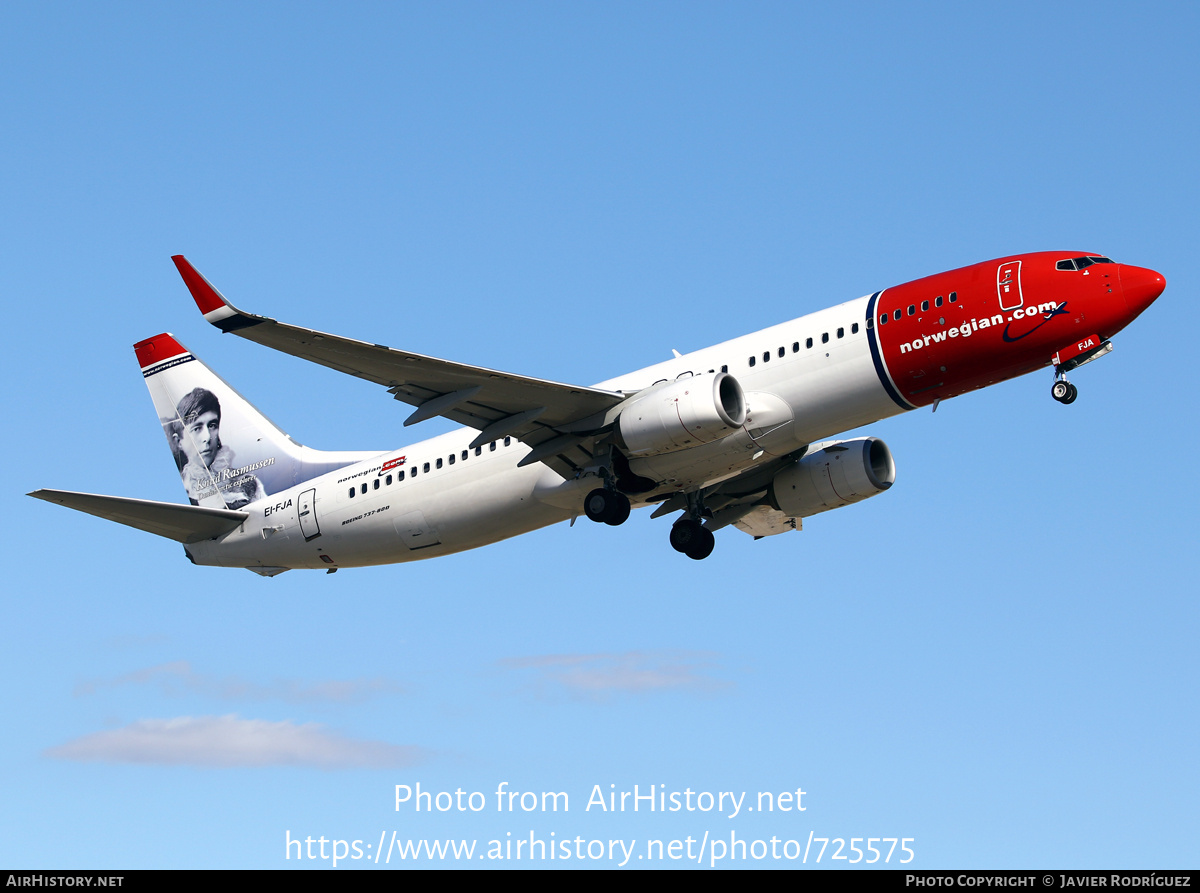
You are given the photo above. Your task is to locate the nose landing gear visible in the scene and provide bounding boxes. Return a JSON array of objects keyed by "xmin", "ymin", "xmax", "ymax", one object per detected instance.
[
  {"xmin": 1051, "ymin": 379, "xmax": 1078, "ymax": 404},
  {"xmin": 1050, "ymin": 335, "xmax": 1114, "ymax": 405}
]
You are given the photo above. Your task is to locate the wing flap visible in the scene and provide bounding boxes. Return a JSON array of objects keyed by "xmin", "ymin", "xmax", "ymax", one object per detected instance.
[{"xmin": 29, "ymin": 489, "xmax": 249, "ymax": 544}]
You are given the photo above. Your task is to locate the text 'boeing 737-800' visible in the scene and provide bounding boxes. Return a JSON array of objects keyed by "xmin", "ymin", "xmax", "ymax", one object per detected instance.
[{"xmin": 30, "ymin": 252, "xmax": 1164, "ymax": 574}]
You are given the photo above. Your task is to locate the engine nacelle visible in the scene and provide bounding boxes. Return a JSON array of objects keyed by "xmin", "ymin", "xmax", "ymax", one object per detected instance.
[
  {"xmin": 616, "ymin": 372, "xmax": 747, "ymax": 457},
  {"xmin": 770, "ymin": 437, "xmax": 895, "ymax": 518}
]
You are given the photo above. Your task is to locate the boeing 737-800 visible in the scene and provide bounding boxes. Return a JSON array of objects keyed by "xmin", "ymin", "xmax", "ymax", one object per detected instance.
[{"xmin": 30, "ymin": 252, "xmax": 1164, "ymax": 574}]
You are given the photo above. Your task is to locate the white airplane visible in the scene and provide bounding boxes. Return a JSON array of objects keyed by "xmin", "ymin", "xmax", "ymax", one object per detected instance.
[{"xmin": 30, "ymin": 252, "xmax": 1164, "ymax": 574}]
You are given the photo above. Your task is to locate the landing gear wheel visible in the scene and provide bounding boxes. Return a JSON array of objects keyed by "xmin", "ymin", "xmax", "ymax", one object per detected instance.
[
  {"xmin": 1051, "ymin": 380, "xmax": 1070, "ymax": 403},
  {"xmin": 686, "ymin": 527, "xmax": 715, "ymax": 560},
  {"xmin": 584, "ymin": 488, "xmax": 631, "ymax": 525},
  {"xmin": 670, "ymin": 519, "xmax": 715, "ymax": 559},
  {"xmin": 605, "ymin": 493, "xmax": 631, "ymax": 527},
  {"xmin": 1063, "ymin": 382, "xmax": 1078, "ymax": 404},
  {"xmin": 584, "ymin": 488, "xmax": 615, "ymax": 523},
  {"xmin": 670, "ymin": 518, "xmax": 704, "ymax": 553}
]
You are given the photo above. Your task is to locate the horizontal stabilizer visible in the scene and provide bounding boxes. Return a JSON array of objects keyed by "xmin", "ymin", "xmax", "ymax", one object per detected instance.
[{"xmin": 28, "ymin": 489, "xmax": 248, "ymax": 544}]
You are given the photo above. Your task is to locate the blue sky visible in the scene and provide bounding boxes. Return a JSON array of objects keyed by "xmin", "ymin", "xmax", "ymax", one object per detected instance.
[{"xmin": 2, "ymin": 1, "xmax": 1197, "ymax": 869}]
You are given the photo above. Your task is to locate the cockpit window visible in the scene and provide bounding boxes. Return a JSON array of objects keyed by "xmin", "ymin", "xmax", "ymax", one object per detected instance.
[{"xmin": 1057, "ymin": 255, "xmax": 1114, "ymax": 272}]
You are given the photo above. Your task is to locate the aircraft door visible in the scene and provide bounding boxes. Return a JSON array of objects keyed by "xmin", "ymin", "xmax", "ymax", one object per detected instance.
[
  {"xmin": 298, "ymin": 488, "xmax": 321, "ymax": 540},
  {"xmin": 996, "ymin": 260, "xmax": 1024, "ymax": 311}
]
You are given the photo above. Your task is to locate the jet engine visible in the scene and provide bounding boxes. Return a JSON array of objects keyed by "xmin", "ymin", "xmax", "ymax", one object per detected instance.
[
  {"xmin": 616, "ymin": 372, "xmax": 747, "ymax": 457},
  {"xmin": 770, "ymin": 437, "xmax": 895, "ymax": 518}
]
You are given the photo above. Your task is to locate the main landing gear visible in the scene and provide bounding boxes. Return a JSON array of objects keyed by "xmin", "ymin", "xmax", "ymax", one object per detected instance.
[
  {"xmin": 584, "ymin": 487, "xmax": 631, "ymax": 526},
  {"xmin": 1051, "ymin": 378, "xmax": 1078, "ymax": 405},
  {"xmin": 669, "ymin": 517, "xmax": 715, "ymax": 561},
  {"xmin": 583, "ymin": 479, "xmax": 717, "ymax": 560},
  {"xmin": 666, "ymin": 489, "xmax": 716, "ymax": 560}
]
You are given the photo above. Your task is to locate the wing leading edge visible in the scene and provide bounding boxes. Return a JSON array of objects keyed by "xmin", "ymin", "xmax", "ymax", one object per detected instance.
[{"xmin": 171, "ymin": 256, "xmax": 626, "ymax": 476}]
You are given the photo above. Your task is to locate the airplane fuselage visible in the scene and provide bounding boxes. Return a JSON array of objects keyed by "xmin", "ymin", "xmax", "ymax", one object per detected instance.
[{"xmin": 179, "ymin": 251, "xmax": 1164, "ymax": 572}]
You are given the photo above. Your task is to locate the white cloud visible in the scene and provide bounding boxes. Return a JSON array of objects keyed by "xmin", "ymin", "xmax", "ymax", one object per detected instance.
[
  {"xmin": 500, "ymin": 651, "xmax": 729, "ymax": 699},
  {"xmin": 45, "ymin": 715, "xmax": 424, "ymax": 769},
  {"xmin": 74, "ymin": 661, "xmax": 403, "ymax": 704}
]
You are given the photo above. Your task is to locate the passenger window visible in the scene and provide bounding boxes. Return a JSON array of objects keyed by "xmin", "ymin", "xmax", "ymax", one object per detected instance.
[
  {"xmin": 721, "ymin": 364, "xmax": 728, "ymax": 373},
  {"xmin": 436, "ymin": 458, "xmax": 442, "ymax": 469},
  {"xmin": 475, "ymin": 446, "xmax": 482, "ymax": 456},
  {"xmin": 792, "ymin": 342, "xmax": 799, "ymax": 353},
  {"xmin": 879, "ymin": 314, "xmax": 888, "ymax": 325},
  {"xmin": 386, "ymin": 474, "xmax": 392, "ymax": 485},
  {"xmin": 504, "ymin": 436, "xmax": 511, "ymax": 446},
  {"xmin": 907, "ymin": 304, "xmax": 916, "ymax": 316},
  {"xmin": 462, "ymin": 450, "xmax": 468, "ymax": 461},
  {"xmin": 837, "ymin": 327, "xmax": 844, "ymax": 338},
  {"xmin": 935, "ymin": 295, "xmax": 943, "ymax": 307},
  {"xmin": 423, "ymin": 462, "xmax": 430, "ymax": 473},
  {"xmin": 373, "ymin": 478, "xmax": 380, "ymax": 490},
  {"xmin": 806, "ymin": 337, "xmax": 813, "ymax": 348},
  {"xmin": 851, "ymin": 322, "xmax": 859, "ymax": 334},
  {"xmin": 411, "ymin": 467, "xmax": 417, "ymax": 478},
  {"xmin": 866, "ymin": 317, "xmax": 873, "ymax": 329},
  {"xmin": 490, "ymin": 442, "xmax": 496, "ymax": 452},
  {"xmin": 360, "ymin": 484, "xmax": 367, "ymax": 495},
  {"xmin": 763, "ymin": 352, "xmax": 770, "ymax": 363},
  {"xmin": 778, "ymin": 346, "xmax": 785, "ymax": 358},
  {"xmin": 748, "ymin": 356, "xmax": 756, "ymax": 367},
  {"xmin": 921, "ymin": 300, "xmax": 929, "ymax": 311},
  {"xmin": 894, "ymin": 309, "xmax": 902, "ymax": 321},
  {"xmin": 949, "ymin": 292, "xmax": 958, "ymax": 303},
  {"xmin": 398, "ymin": 469, "xmax": 405, "ymax": 480},
  {"xmin": 448, "ymin": 454, "xmax": 455, "ymax": 465},
  {"xmin": 348, "ymin": 488, "xmax": 355, "ymax": 498},
  {"xmin": 821, "ymin": 332, "xmax": 829, "ymax": 344}
]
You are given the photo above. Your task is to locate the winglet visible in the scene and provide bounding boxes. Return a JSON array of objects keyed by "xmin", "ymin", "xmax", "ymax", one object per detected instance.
[{"xmin": 171, "ymin": 255, "xmax": 266, "ymax": 332}]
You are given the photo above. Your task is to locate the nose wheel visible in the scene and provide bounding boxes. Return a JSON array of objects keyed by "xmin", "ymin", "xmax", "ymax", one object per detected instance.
[
  {"xmin": 1051, "ymin": 379, "xmax": 1078, "ymax": 404},
  {"xmin": 584, "ymin": 488, "xmax": 631, "ymax": 526}
]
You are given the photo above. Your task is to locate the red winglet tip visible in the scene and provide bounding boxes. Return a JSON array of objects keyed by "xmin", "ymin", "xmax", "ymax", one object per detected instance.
[
  {"xmin": 171, "ymin": 255, "xmax": 228, "ymax": 315},
  {"xmin": 134, "ymin": 333, "xmax": 188, "ymax": 369}
]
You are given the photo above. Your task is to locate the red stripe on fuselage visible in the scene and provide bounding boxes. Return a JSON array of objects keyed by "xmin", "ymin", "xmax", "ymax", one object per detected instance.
[{"xmin": 873, "ymin": 251, "xmax": 1131, "ymax": 407}]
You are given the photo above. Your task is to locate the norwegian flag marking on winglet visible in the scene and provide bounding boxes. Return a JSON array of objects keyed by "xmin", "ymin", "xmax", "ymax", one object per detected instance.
[{"xmin": 171, "ymin": 255, "xmax": 239, "ymax": 326}]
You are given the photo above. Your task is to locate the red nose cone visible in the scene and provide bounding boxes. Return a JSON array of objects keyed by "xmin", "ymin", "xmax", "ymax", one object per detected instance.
[{"xmin": 1120, "ymin": 265, "xmax": 1166, "ymax": 318}]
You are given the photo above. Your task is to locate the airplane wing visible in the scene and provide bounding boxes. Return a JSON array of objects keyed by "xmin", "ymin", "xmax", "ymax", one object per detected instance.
[
  {"xmin": 172, "ymin": 256, "xmax": 627, "ymax": 477},
  {"xmin": 28, "ymin": 489, "xmax": 249, "ymax": 544}
]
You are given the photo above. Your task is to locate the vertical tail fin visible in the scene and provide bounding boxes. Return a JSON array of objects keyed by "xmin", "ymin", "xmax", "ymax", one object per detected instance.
[{"xmin": 135, "ymin": 334, "xmax": 376, "ymax": 509}]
